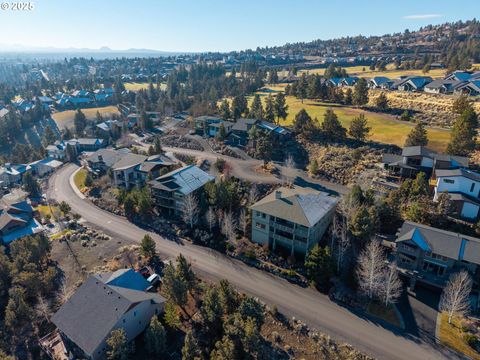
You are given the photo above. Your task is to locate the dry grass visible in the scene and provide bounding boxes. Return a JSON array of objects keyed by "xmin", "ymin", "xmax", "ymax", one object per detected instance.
[
  {"xmin": 296, "ymin": 63, "xmax": 447, "ymax": 79},
  {"xmin": 124, "ymin": 82, "xmax": 167, "ymax": 92},
  {"xmin": 73, "ymin": 168, "xmax": 88, "ymax": 190},
  {"xmin": 439, "ymin": 313, "xmax": 480, "ymax": 360},
  {"xmin": 253, "ymin": 87, "xmax": 451, "ymax": 152},
  {"xmin": 52, "ymin": 105, "xmax": 120, "ymax": 129}
]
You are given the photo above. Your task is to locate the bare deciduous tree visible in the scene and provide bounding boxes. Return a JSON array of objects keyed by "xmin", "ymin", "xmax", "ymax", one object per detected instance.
[
  {"xmin": 222, "ymin": 211, "xmax": 237, "ymax": 243},
  {"xmin": 382, "ymin": 262, "xmax": 403, "ymax": 307},
  {"xmin": 205, "ymin": 207, "xmax": 216, "ymax": 231},
  {"xmin": 331, "ymin": 216, "xmax": 350, "ymax": 274},
  {"xmin": 36, "ymin": 295, "xmax": 52, "ymax": 323},
  {"xmin": 182, "ymin": 194, "xmax": 199, "ymax": 229},
  {"xmin": 356, "ymin": 240, "xmax": 386, "ymax": 300},
  {"xmin": 248, "ymin": 184, "xmax": 259, "ymax": 206},
  {"xmin": 58, "ymin": 281, "xmax": 73, "ymax": 305},
  {"xmin": 239, "ymin": 208, "xmax": 248, "ymax": 236},
  {"xmin": 283, "ymin": 154, "xmax": 296, "ymax": 185},
  {"xmin": 440, "ymin": 270, "xmax": 472, "ymax": 324}
]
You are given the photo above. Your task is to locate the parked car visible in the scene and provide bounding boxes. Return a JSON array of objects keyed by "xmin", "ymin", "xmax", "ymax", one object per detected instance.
[{"xmin": 147, "ymin": 273, "xmax": 161, "ymax": 287}]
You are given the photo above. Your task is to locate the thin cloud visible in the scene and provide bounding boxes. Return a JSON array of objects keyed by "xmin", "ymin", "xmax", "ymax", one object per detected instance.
[{"xmin": 403, "ymin": 14, "xmax": 443, "ymax": 20}]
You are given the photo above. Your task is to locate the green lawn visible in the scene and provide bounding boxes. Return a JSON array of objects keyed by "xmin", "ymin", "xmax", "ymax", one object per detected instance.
[
  {"xmin": 74, "ymin": 168, "xmax": 88, "ymax": 190},
  {"xmin": 439, "ymin": 313, "xmax": 480, "ymax": 360},
  {"xmin": 253, "ymin": 88, "xmax": 451, "ymax": 152},
  {"xmin": 366, "ymin": 302, "xmax": 402, "ymax": 328}
]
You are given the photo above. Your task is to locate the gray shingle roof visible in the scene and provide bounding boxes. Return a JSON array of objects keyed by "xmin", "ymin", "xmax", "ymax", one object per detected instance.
[
  {"xmin": 111, "ymin": 153, "xmax": 147, "ymax": 171},
  {"xmin": 51, "ymin": 269, "xmax": 165, "ymax": 357},
  {"xmin": 396, "ymin": 221, "xmax": 480, "ymax": 264},
  {"xmin": 250, "ymin": 186, "xmax": 338, "ymax": 227},
  {"xmin": 435, "ymin": 168, "xmax": 480, "ymax": 182},
  {"xmin": 86, "ymin": 149, "xmax": 126, "ymax": 168},
  {"xmin": 149, "ymin": 165, "xmax": 214, "ymax": 195}
]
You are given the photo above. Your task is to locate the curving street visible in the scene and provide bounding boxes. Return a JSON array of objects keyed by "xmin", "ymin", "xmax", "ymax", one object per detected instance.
[{"xmin": 47, "ymin": 163, "xmax": 460, "ymax": 360}]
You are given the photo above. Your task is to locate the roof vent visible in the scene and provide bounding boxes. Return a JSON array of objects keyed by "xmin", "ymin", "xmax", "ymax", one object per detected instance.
[{"xmin": 275, "ymin": 190, "xmax": 282, "ymax": 199}]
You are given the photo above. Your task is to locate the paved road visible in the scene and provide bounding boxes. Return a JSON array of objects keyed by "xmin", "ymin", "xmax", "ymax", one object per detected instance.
[
  {"xmin": 162, "ymin": 145, "xmax": 349, "ymax": 195},
  {"xmin": 47, "ymin": 164, "xmax": 460, "ymax": 360}
]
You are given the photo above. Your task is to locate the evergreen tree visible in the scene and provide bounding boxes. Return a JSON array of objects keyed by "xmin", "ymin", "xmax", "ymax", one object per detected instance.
[
  {"xmin": 308, "ymin": 158, "xmax": 319, "ymax": 175},
  {"xmin": 344, "ymin": 88, "xmax": 353, "ymax": 105},
  {"xmin": 218, "ymin": 279, "xmax": 239, "ymax": 315},
  {"xmin": 296, "ymin": 73, "xmax": 308, "ymax": 103},
  {"xmin": 348, "ymin": 114, "xmax": 370, "ymax": 141},
  {"xmin": 274, "ymin": 93, "xmax": 288, "ymax": 123},
  {"xmin": 321, "ymin": 108, "xmax": 346, "ymax": 140},
  {"xmin": 250, "ymin": 94, "xmax": 264, "ymax": 120},
  {"xmin": 447, "ymin": 108, "xmax": 478, "ymax": 156},
  {"xmin": 176, "ymin": 254, "xmax": 196, "ymax": 293},
  {"xmin": 106, "ymin": 329, "xmax": 133, "ymax": 360},
  {"xmin": 293, "ymin": 109, "xmax": 314, "ymax": 135},
  {"xmin": 452, "ymin": 95, "xmax": 473, "ymax": 115},
  {"xmin": 153, "ymin": 136, "xmax": 163, "ymax": 154},
  {"xmin": 140, "ymin": 234, "xmax": 156, "ymax": 259},
  {"xmin": 43, "ymin": 125, "xmax": 57, "ymax": 145},
  {"xmin": 304, "ymin": 245, "xmax": 335, "ymax": 289},
  {"xmin": 73, "ymin": 109, "xmax": 87, "ymax": 135},
  {"xmin": 162, "ymin": 263, "xmax": 188, "ymax": 308},
  {"xmin": 349, "ymin": 206, "xmax": 374, "ymax": 240},
  {"xmin": 375, "ymin": 92, "xmax": 389, "ymax": 110},
  {"xmin": 352, "ymin": 78, "xmax": 369, "ymax": 106},
  {"xmin": 182, "ymin": 331, "xmax": 197, "ymax": 360},
  {"xmin": 238, "ymin": 296, "xmax": 264, "ymax": 328},
  {"xmin": 264, "ymin": 95, "xmax": 275, "ymax": 122},
  {"xmin": 405, "ymin": 121, "xmax": 428, "ymax": 147},
  {"xmin": 163, "ymin": 301, "xmax": 181, "ymax": 330},
  {"xmin": 219, "ymin": 99, "xmax": 231, "ymax": 120},
  {"xmin": 200, "ymin": 285, "xmax": 224, "ymax": 339},
  {"xmin": 22, "ymin": 172, "xmax": 40, "ymax": 196},
  {"xmin": 232, "ymin": 95, "xmax": 248, "ymax": 120},
  {"xmin": 145, "ymin": 316, "xmax": 166, "ymax": 356}
]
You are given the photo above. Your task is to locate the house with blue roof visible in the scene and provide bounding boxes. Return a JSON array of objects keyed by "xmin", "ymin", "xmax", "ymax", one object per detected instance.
[
  {"xmin": 454, "ymin": 80, "xmax": 480, "ymax": 97},
  {"xmin": 397, "ymin": 76, "xmax": 432, "ymax": 92},
  {"xmin": 395, "ymin": 221, "xmax": 480, "ymax": 291},
  {"xmin": 368, "ymin": 76, "xmax": 394, "ymax": 89},
  {"xmin": 149, "ymin": 165, "xmax": 214, "ymax": 216},
  {"xmin": 0, "ymin": 201, "xmax": 44, "ymax": 244}
]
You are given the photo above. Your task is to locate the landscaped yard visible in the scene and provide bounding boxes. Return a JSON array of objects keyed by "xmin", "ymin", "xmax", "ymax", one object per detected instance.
[
  {"xmin": 52, "ymin": 105, "xmax": 120, "ymax": 129},
  {"xmin": 73, "ymin": 168, "xmax": 88, "ymax": 190},
  {"xmin": 366, "ymin": 302, "xmax": 402, "ymax": 329},
  {"xmin": 254, "ymin": 87, "xmax": 451, "ymax": 152},
  {"xmin": 439, "ymin": 313, "xmax": 480, "ymax": 360}
]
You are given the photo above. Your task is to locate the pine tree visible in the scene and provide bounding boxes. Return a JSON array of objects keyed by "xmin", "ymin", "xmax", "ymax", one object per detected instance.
[
  {"xmin": 304, "ymin": 244, "xmax": 335, "ymax": 288},
  {"xmin": 106, "ymin": 329, "xmax": 133, "ymax": 360},
  {"xmin": 176, "ymin": 254, "xmax": 196, "ymax": 292},
  {"xmin": 264, "ymin": 95, "xmax": 275, "ymax": 122},
  {"xmin": 140, "ymin": 234, "xmax": 156, "ymax": 259},
  {"xmin": 308, "ymin": 158, "xmax": 319, "ymax": 175},
  {"xmin": 404, "ymin": 121, "xmax": 428, "ymax": 147},
  {"xmin": 219, "ymin": 99, "xmax": 231, "ymax": 120},
  {"xmin": 344, "ymin": 88, "xmax": 353, "ymax": 105},
  {"xmin": 447, "ymin": 108, "xmax": 478, "ymax": 156},
  {"xmin": 293, "ymin": 109, "xmax": 314, "ymax": 135},
  {"xmin": 23, "ymin": 172, "xmax": 41, "ymax": 196},
  {"xmin": 375, "ymin": 92, "xmax": 389, "ymax": 110},
  {"xmin": 250, "ymin": 94, "xmax": 264, "ymax": 120},
  {"xmin": 353, "ymin": 78, "xmax": 369, "ymax": 106},
  {"xmin": 182, "ymin": 331, "xmax": 197, "ymax": 360},
  {"xmin": 321, "ymin": 108, "xmax": 346, "ymax": 140},
  {"xmin": 145, "ymin": 316, "xmax": 166, "ymax": 356},
  {"xmin": 349, "ymin": 114, "xmax": 370, "ymax": 141},
  {"xmin": 274, "ymin": 93, "xmax": 288, "ymax": 123},
  {"xmin": 73, "ymin": 109, "xmax": 87, "ymax": 135},
  {"xmin": 297, "ymin": 73, "xmax": 308, "ymax": 103}
]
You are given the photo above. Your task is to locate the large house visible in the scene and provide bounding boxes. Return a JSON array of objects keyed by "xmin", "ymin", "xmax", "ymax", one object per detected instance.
[
  {"xmin": 394, "ymin": 221, "xmax": 480, "ymax": 293},
  {"xmin": 85, "ymin": 148, "xmax": 129, "ymax": 175},
  {"xmin": 47, "ymin": 138, "xmax": 105, "ymax": 161},
  {"xmin": 112, "ymin": 153, "xmax": 174, "ymax": 190},
  {"xmin": 0, "ymin": 163, "xmax": 28, "ymax": 187},
  {"xmin": 368, "ymin": 76, "xmax": 394, "ymax": 89},
  {"xmin": 397, "ymin": 76, "xmax": 432, "ymax": 92},
  {"xmin": 424, "ymin": 79, "xmax": 463, "ymax": 94},
  {"xmin": 228, "ymin": 118, "xmax": 290, "ymax": 146},
  {"xmin": 149, "ymin": 165, "xmax": 214, "ymax": 216},
  {"xmin": 50, "ymin": 269, "xmax": 166, "ymax": 360},
  {"xmin": 194, "ymin": 116, "xmax": 234, "ymax": 138},
  {"xmin": 0, "ymin": 201, "xmax": 44, "ymax": 244},
  {"xmin": 250, "ymin": 186, "xmax": 338, "ymax": 257},
  {"xmin": 382, "ymin": 146, "xmax": 469, "ymax": 179},
  {"xmin": 433, "ymin": 168, "xmax": 480, "ymax": 221}
]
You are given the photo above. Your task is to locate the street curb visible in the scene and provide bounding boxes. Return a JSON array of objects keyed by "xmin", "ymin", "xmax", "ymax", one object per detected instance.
[
  {"xmin": 435, "ymin": 312, "xmax": 441, "ymax": 344},
  {"xmin": 69, "ymin": 167, "xmax": 86, "ymax": 200}
]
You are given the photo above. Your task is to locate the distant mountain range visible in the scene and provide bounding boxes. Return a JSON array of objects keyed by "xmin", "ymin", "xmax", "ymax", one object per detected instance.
[{"xmin": 0, "ymin": 43, "xmax": 191, "ymax": 57}]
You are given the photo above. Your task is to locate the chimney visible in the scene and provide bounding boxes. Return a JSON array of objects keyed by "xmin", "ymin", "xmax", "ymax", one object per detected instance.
[{"xmin": 275, "ymin": 190, "xmax": 282, "ymax": 199}]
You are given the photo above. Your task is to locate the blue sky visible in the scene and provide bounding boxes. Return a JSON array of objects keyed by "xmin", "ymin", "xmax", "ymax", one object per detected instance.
[{"xmin": 0, "ymin": 0, "xmax": 478, "ymax": 52}]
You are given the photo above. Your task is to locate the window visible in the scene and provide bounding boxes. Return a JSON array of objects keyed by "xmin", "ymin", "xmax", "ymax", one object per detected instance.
[
  {"xmin": 471, "ymin": 183, "xmax": 476, "ymax": 192},
  {"xmin": 134, "ymin": 311, "xmax": 136, "ymax": 317},
  {"xmin": 443, "ymin": 179, "xmax": 455, "ymax": 184},
  {"xmin": 255, "ymin": 222, "xmax": 266, "ymax": 230}
]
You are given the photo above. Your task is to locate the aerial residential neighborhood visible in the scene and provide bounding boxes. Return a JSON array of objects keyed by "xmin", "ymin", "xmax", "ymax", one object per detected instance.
[{"xmin": 0, "ymin": 2, "xmax": 480, "ymax": 360}]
